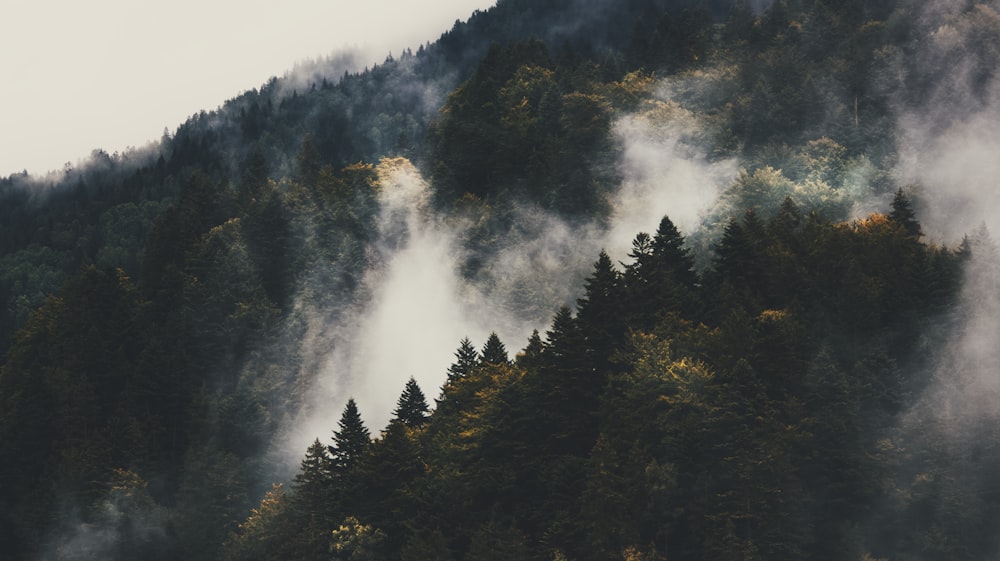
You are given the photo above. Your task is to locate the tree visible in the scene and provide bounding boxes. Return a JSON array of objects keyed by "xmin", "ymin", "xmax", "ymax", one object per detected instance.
[
  {"xmin": 446, "ymin": 337, "xmax": 480, "ymax": 383},
  {"xmin": 393, "ymin": 378, "xmax": 430, "ymax": 428},
  {"xmin": 624, "ymin": 216, "xmax": 700, "ymax": 326},
  {"xmin": 330, "ymin": 516, "xmax": 388, "ymax": 561},
  {"xmin": 223, "ymin": 484, "xmax": 291, "ymax": 561},
  {"xmin": 576, "ymin": 250, "xmax": 624, "ymax": 372},
  {"xmin": 481, "ymin": 332, "xmax": 510, "ymax": 365},
  {"xmin": 294, "ymin": 439, "xmax": 332, "ymax": 496},
  {"xmin": 516, "ymin": 329, "xmax": 545, "ymax": 370},
  {"xmin": 290, "ymin": 439, "xmax": 335, "ymax": 558},
  {"xmin": 889, "ymin": 188, "xmax": 922, "ymax": 239},
  {"xmin": 331, "ymin": 399, "xmax": 371, "ymax": 472},
  {"xmin": 651, "ymin": 216, "xmax": 697, "ymax": 289}
]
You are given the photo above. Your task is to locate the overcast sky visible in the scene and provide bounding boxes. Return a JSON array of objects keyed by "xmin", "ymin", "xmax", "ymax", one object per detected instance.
[{"xmin": 0, "ymin": 0, "xmax": 497, "ymax": 177}]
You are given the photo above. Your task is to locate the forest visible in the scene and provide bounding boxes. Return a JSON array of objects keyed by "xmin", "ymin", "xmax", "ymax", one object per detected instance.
[{"xmin": 2, "ymin": 0, "xmax": 1000, "ymax": 560}]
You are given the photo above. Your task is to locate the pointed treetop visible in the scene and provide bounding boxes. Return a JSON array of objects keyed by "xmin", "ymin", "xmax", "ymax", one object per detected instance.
[
  {"xmin": 630, "ymin": 231, "xmax": 653, "ymax": 255},
  {"xmin": 627, "ymin": 232, "xmax": 654, "ymax": 269},
  {"xmin": 446, "ymin": 337, "xmax": 480, "ymax": 383},
  {"xmin": 393, "ymin": 377, "xmax": 430, "ymax": 428},
  {"xmin": 516, "ymin": 329, "xmax": 545, "ymax": 370},
  {"xmin": 481, "ymin": 332, "xmax": 510, "ymax": 365},
  {"xmin": 544, "ymin": 306, "xmax": 582, "ymax": 363},
  {"xmin": 771, "ymin": 196, "xmax": 802, "ymax": 236},
  {"xmin": 576, "ymin": 250, "xmax": 621, "ymax": 327},
  {"xmin": 652, "ymin": 216, "xmax": 685, "ymax": 255},
  {"xmin": 330, "ymin": 398, "xmax": 370, "ymax": 471},
  {"xmin": 295, "ymin": 438, "xmax": 333, "ymax": 492},
  {"xmin": 651, "ymin": 215, "xmax": 696, "ymax": 285},
  {"xmin": 889, "ymin": 188, "xmax": 923, "ymax": 238}
]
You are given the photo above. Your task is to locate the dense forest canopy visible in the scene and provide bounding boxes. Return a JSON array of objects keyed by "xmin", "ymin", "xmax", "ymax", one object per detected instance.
[{"xmin": 3, "ymin": 0, "xmax": 1000, "ymax": 560}]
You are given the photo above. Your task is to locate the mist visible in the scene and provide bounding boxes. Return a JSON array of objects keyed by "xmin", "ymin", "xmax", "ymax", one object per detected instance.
[
  {"xmin": 0, "ymin": 0, "xmax": 498, "ymax": 177},
  {"xmin": 892, "ymin": 2, "xmax": 1000, "ymax": 435},
  {"xmin": 279, "ymin": 92, "xmax": 738, "ymax": 460}
]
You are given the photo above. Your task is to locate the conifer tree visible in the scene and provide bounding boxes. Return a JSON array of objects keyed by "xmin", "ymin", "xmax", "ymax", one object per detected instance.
[
  {"xmin": 481, "ymin": 332, "xmax": 510, "ymax": 365},
  {"xmin": 651, "ymin": 215, "xmax": 697, "ymax": 288},
  {"xmin": 330, "ymin": 398, "xmax": 371, "ymax": 471},
  {"xmin": 624, "ymin": 216, "xmax": 700, "ymax": 325},
  {"xmin": 291, "ymin": 439, "xmax": 335, "ymax": 558},
  {"xmin": 534, "ymin": 306, "xmax": 598, "ymax": 455},
  {"xmin": 436, "ymin": 338, "xmax": 480, "ymax": 416},
  {"xmin": 393, "ymin": 377, "xmax": 430, "ymax": 428},
  {"xmin": 516, "ymin": 329, "xmax": 545, "ymax": 370},
  {"xmin": 889, "ymin": 188, "xmax": 923, "ymax": 239},
  {"xmin": 446, "ymin": 337, "xmax": 479, "ymax": 383},
  {"xmin": 576, "ymin": 250, "xmax": 624, "ymax": 371},
  {"xmin": 624, "ymin": 231, "xmax": 654, "ymax": 281},
  {"xmin": 295, "ymin": 439, "xmax": 333, "ymax": 491}
]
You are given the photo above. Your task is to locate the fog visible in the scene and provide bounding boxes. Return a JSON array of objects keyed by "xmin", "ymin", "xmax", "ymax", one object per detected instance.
[
  {"xmin": 280, "ymin": 96, "xmax": 738, "ymax": 457},
  {"xmin": 893, "ymin": 2, "xmax": 1000, "ymax": 436},
  {"xmin": 0, "ymin": 0, "xmax": 497, "ymax": 177}
]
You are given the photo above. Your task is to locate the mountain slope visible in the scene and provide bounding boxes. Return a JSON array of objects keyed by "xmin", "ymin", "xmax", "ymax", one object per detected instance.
[{"xmin": 3, "ymin": 0, "xmax": 1000, "ymax": 560}]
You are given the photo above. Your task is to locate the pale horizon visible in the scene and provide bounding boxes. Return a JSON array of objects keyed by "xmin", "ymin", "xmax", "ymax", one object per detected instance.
[{"xmin": 0, "ymin": 0, "xmax": 497, "ymax": 178}]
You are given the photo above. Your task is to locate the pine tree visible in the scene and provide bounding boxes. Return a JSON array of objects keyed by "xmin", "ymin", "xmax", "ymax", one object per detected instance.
[
  {"xmin": 481, "ymin": 332, "xmax": 510, "ymax": 365},
  {"xmin": 624, "ymin": 216, "xmax": 701, "ymax": 326},
  {"xmin": 625, "ymin": 231, "xmax": 654, "ymax": 280},
  {"xmin": 393, "ymin": 378, "xmax": 430, "ymax": 428},
  {"xmin": 293, "ymin": 438, "xmax": 332, "ymax": 516},
  {"xmin": 446, "ymin": 337, "xmax": 479, "ymax": 383},
  {"xmin": 652, "ymin": 216, "xmax": 696, "ymax": 287},
  {"xmin": 889, "ymin": 188, "xmax": 923, "ymax": 239},
  {"xmin": 290, "ymin": 439, "xmax": 335, "ymax": 559},
  {"xmin": 536, "ymin": 306, "xmax": 599, "ymax": 455},
  {"xmin": 516, "ymin": 329, "xmax": 545, "ymax": 370},
  {"xmin": 295, "ymin": 439, "xmax": 332, "ymax": 492},
  {"xmin": 576, "ymin": 250, "xmax": 624, "ymax": 372},
  {"xmin": 330, "ymin": 398, "xmax": 371, "ymax": 471}
]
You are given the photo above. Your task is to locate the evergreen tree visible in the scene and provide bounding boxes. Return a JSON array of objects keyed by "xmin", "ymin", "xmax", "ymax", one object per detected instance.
[
  {"xmin": 330, "ymin": 398, "xmax": 371, "ymax": 471},
  {"xmin": 446, "ymin": 337, "xmax": 480, "ymax": 383},
  {"xmin": 292, "ymin": 439, "xmax": 334, "ymax": 553},
  {"xmin": 576, "ymin": 250, "xmax": 624, "ymax": 372},
  {"xmin": 889, "ymin": 188, "xmax": 923, "ymax": 239},
  {"xmin": 651, "ymin": 215, "xmax": 697, "ymax": 289},
  {"xmin": 355, "ymin": 421, "xmax": 423, "ymax": 555},
  {"xmin": 295, "ymin": 439, "xmax": 333, "ymax": 492},
  {"xmin": 393, "ymin": 377, "xmax": 430, "ymax": 428},
  {"xmin": 481, "ymin": 332, "xmax": 510, "ymax": 365},
  {"xmin": 516, "ymin": 329, "xmax": 545, "ymax": 370},
  {"xmin": 436, "ymin": 338, "xmax": 481, "ymax": 418}
]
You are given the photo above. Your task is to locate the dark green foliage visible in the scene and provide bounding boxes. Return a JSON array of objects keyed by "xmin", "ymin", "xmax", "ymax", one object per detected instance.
[
  {"xmin": 446, "ymin": 337, "xmax": 480, "ymax": 383},
  {"xmin": 889, "ymin": 188, "xmax": 923, "ymax": 239},
  {"xmin": 480, "ymin": 332, "xmax": 510, "ymax": 366},
  {"xmin": 261, "ymin": 187, "xmax": 967, "ymax": 561},
  {"xmin": 331, "ymin": 398, "xmax": 371, "ymax": 471},
  {"xmin": 429, "ymin": 39, "xmax": 618, "ymax": 218},
  {"xmin": 2, "ymin": 1, "xmax": 997, "ymax": 560},
  {"xmin": 393, "ymin": 377, "xmax": 430, "ymax": 428}
]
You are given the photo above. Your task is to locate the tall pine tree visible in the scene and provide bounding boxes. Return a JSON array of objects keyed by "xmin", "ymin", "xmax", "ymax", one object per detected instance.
[
  {"xmin": 889, "ymin": 188, "xmax": 923, "ymax": 239},
  {"xmin": 446, "ymin": 337, "xmax": 479, "ymax": 383},
  {"xmin": 481, "ymin": 332, "xmax": 510, "ymax": 365},
  {"xmin": 330, "ymin": 398, "xmax": 371, "ymax": 471},
  {"xmin": 393, "ymin": 377, "xmax": 430, "ymax": 428}
]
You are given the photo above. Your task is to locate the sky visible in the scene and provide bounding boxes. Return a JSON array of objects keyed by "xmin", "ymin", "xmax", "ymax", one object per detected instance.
[{"xmin": 0, "ymin": 0, "xmax": 497, "ymax": 178}]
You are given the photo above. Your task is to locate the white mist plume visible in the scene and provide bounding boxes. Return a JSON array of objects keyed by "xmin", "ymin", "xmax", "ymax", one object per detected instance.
[
  {"xmin": 281, "ymin": 158, "xmax": 539, "ymax": 458},
  {"xmin": 609, "ymin": 96, "xmax": 738, "ymax": 250},
  {"xmin": 894, "ymin": 2, "xmax": 1000, "ymax": 244},
  {"xmin": 280, "ymin": 94, "xmax": 737, "ymax": 461},
  {"xmin": 892, "ymin": 2, "xmax": 1000, "ymax": 438}
]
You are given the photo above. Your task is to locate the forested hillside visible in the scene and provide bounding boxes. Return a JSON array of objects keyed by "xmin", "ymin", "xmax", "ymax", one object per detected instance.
[{"xmin": 2, "ymin": 0, "xmax": 1000, "ymax": 560}]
